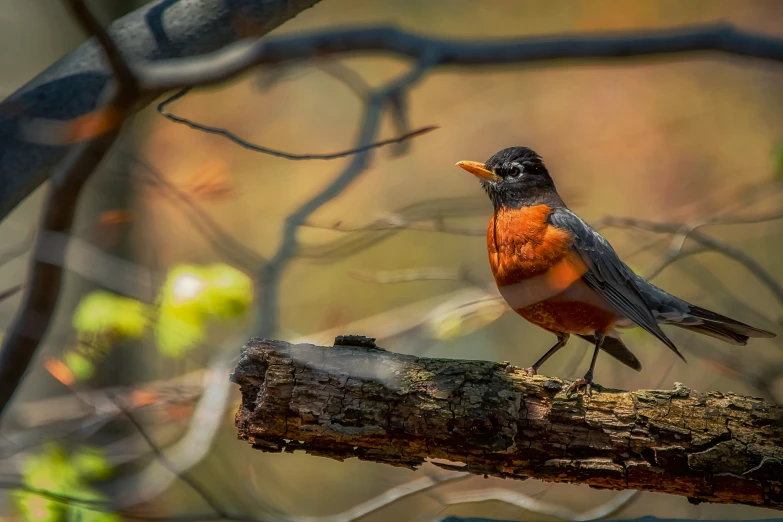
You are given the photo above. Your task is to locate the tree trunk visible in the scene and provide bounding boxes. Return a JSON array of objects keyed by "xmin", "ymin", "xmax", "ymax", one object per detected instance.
[{"xmin": 232, "ymin": 337, "xmax": 783, "ymax": 510}]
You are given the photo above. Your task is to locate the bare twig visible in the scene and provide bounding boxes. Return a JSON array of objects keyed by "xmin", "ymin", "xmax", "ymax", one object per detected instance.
[
  {"xmin": 313, "ymin": 59, "xmax": 371, "ymax": 99},
  {"xmin": 598, "ymin": 215, "xmax": 783, "ymax": 307},
  {"xmin": 279, "ymin": 471, "xmax": 469, "ymax": 522},
  {"xmin": 112, "ymin": 352, "xmax": 234, "ymax": 509},
  {"xmin": 351, "ymin": 267, "xmax": 468, "ymax": 284},
  {"xmin": 433, "ymin": 488, "xmax": 637, "ymax": 521},
  {"xmin": 304, "ymin": 215, "xmax": 485, "ymax": 236},
  {"xmin": 130, "ymin": 155, "xmax": 266, "ymax": 271},
  {"xmin": 257, "ymin": 58, "xmax": 435, "ymax": 336},
  {"xmin": 157, "ymin": 88, "xmax": 437, "ymax": 160},
  {"xmin": 0, "ymin": 228, "xmax": 35, "ymax": 270},
  {"xmin": 110, "ymin": 396, "xmax": 228, "ymax": 516},
  {"xmin": 643, "ymin": 244, "xmax": 710, "ymax": 280},
  {"xmin": 0, "ymin": 285, "xmax": 23, "ymax": 303}
]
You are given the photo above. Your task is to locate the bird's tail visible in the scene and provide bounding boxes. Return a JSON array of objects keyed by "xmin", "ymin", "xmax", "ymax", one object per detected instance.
[
  {"xmin": 665, "ymin": 305, "xmax": 776, "ymax": 346},
  {"xmin": 577, "ymin": 334, "xmax": 642, "ymax": 371}
]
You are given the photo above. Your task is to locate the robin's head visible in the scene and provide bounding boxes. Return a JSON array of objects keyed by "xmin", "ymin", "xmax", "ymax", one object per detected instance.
[{"xmin": 456, "ymin": 147, "xmax": 563, "ymax": 209}]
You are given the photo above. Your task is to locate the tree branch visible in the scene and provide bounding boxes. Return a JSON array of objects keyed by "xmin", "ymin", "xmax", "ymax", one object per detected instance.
[
  {"xmin": 157, "ymin": 88, "xmax": 437, "ymax": 160},
  {"xmin": 0, "ymin": 0, "xmax": 140, "ymax": 421},
  {"xmin": 138, "ymin": 23, "xmax": 783, "ymax": 91},
  {"xmin": 0, "ymin": 0, "xmax": 323, "ymax": 221},
  {"xmin": 5, "ymin": 18, "xmax": 783, "ymax": 222},
  {"xmin": 232, "ymin": 338, "xmax": 783, "ymax": 510}
]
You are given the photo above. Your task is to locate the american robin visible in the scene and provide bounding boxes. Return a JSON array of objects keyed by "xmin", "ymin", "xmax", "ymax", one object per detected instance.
[{"xmin": 457, "ymin": 146, "xmax": 776, "ymax": 394}]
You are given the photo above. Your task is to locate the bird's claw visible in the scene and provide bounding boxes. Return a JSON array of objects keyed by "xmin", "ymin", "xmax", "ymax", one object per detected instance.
[
  {"xmin": 566, "ymin": 378, "xmax": 593, "ymax": 397},
  {"xmin": 523, "ymin": 367, "xmax": 537, "ymax": 377}
]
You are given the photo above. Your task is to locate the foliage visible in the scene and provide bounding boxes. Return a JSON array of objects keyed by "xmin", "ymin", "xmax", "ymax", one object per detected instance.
[
  {"xmin": 14, "ymin": 444, "xmax": 119, "ymax": 522},
  {"xmin": 56, "ymin": 263, "xmax": 253, "ymax": 380}
]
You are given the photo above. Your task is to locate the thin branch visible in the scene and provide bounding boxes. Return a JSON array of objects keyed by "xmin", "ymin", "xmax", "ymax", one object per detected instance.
[
  {"xmin": 350, "ymin": 267, "xmax": 469, "ymax": 284},
  {"xmin": 138, "ymin": 23, "xmax": 783, "ymax": 91},
  {"xmin": 111, "ymin": 397, "xmax": 229, "ymax": 517},
  {"xmin": 63, "ymin": 0, "xmax": 138, "ymax": 99},
  {"xmin": 0, "ymin": 479, "xmax": 111, "ymax": 508},
  {"xmin": 257, "ymin": 58, "xmax": 434, "ymax": 336},
  {"xmin": 304, "ymin": 215, "xmax": 485, "ymax": 236},
  {"xmin": 129, "ymin": 154, "xmax": 266, "ymax": 271},
  {"xmin": 112, "ymin": 352, "xmax": 235, "ymax": 509},
  {"xmin": 279, "ymin": 471, "xmax": 469, "ymax": 522},
  {"xmin": 0, "ymin": 228, "xmax": 35, "ymax": 269},
  {"xmin": 433, "ymin": 488, "xmax": 637, "ymax": 522},
  {"xmin": 157, "ymin": 88, "xmax": 437, "ymax": 160},
  {"xmin": 313, "ymin": 59, "xmax": 371, "ymax": 99},
  {"xmin": 643, "ymin": 244, "xmax": 710, "ymax": 280},
  {"xmin": 0, "ymin": 284, "xmax": 23, "ymax": 303},
  {"xmin": 599, "ymin": 215, "xmax": 783, "ymax": 308}
]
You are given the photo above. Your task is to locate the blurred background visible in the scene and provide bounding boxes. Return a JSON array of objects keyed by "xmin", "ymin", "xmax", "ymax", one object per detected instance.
[{"xmin": 1, "ymin": 0, "xmax": 783, "ymax": 521}]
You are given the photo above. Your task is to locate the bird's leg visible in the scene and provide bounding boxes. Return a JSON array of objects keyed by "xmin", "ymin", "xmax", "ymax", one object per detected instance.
[
  {"xmin": 566, "ymin": 333, "xmax": 604, "ymax": 396},
  {"xmin": 525, "ymin": 333, "xmax": 570, "ymax": 376}
]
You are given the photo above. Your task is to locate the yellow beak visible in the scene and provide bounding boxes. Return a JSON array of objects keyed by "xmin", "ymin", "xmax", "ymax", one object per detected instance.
[{"xmin": 456, "ymin": 160, "xmax": 500, "ymax": 182}]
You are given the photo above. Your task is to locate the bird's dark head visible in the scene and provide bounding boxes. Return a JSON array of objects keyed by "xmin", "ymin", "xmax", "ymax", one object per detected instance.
[{"xmin": 456, "ymin": 147, "xmax": 563, "ymax": 210}]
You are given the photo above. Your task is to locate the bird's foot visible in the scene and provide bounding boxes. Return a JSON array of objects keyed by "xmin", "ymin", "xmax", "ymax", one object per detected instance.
[
  {"xmin": 523, "ymin": 367, "xmax": 538, "ymax": 377},
  {"xmin": 566, "ymin": 378, "xmax": 594, "ymax": 397}
]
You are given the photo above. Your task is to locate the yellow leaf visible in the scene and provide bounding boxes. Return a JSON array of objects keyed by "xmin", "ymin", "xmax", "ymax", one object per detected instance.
[
  {"xmin": 64, "ymin": 353, "xmax": 95, "ymax": 382},
  {"xmin": 155, "ymin": 305, "xmax": 206, "ymax": 357},
  {"xmin": 72, "ymin": 291, "xmax": 149, "ymax": 339},
  {"xmin": 201, "ymin": 264, "xmax": 253, "ymax": 318}
]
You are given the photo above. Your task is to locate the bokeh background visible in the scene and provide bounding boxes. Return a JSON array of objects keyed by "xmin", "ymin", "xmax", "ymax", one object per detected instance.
[{"xmin": 1, "ymin": 0, "xmax": 783, "ymax": 521}]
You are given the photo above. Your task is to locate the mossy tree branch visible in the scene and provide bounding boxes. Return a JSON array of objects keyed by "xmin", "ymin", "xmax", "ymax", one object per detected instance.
[{"xmin": 232, "ymin": 337, "xmax": 783, "ymax": 510}]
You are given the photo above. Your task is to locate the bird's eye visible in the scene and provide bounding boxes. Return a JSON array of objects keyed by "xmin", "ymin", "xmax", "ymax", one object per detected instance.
[{"xmin": 506, "ymin": 163, "xmax": 523, "ymax": 178}]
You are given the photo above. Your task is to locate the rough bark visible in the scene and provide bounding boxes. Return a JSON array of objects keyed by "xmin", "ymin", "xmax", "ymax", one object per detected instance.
[
  {"xmin": 0, "ymin": 0, "xmax": 322, "ymax": 221},
  {"xmin": 232, "ymin": 337, "xmax": 783, "ymax": 510}
]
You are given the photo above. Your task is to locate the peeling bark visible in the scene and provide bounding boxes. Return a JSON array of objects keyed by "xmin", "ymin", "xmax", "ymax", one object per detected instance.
[{"xmin": 232, "ymin": 337, "xmax": 783, "ymax": 510}]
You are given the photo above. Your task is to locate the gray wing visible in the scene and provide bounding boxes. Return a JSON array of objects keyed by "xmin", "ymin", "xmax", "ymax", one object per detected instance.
[{"xmin": 548, "ymin": 208, "xmax": 684, "ymax": 361}]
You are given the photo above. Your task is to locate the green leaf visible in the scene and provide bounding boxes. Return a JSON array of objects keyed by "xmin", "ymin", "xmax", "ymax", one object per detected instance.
[
  {"xmin": 159, "ymin": 265, "xmax": 210, "ymax": 310},
  {"xmin": 774, "ymin": 143, "xmax": 783, "ymax": 180},
  {"xmin": 15, "ymin": 492, "xmax": 64, "ymax": 522},
  {"xmin": 72, "ymin": 290, "xmax": 149, "ymax": 339},
  {"xmin": 64, "ymin": 352, "xmax": 95, "ymax": 382},
  {"xmin": 155, "ymin": 306, "xmax": 207, "ymax": 357},
  {"xmin": 201, "ymin": 264, "xmax": 253, "ymax": 318},
  {"xmin": 15, "ymin": 443, "xmax": 118, "ymax": 522},
  {"xmin": 71, "ymin": 447, "xmax": 112, "ymax": 481}
]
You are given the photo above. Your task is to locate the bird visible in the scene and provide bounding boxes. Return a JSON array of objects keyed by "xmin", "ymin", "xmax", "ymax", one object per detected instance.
[{"xmin": 456, "ymin": 146, "xmax": 775, "ymax": 395}]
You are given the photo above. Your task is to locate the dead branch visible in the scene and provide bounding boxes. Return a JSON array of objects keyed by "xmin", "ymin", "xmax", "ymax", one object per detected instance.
[{"xmin": 232, "ymin": 337, "xmax": 783, "ymax": 510}]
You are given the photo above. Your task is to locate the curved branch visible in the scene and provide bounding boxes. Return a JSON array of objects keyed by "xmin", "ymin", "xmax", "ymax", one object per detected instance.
[
  {"xmin": 157, "ymin": 89, "xmax": 438, "ymax": 160},
  {"xmin": 0, "ymin": 0, "xmax": 139, "ymax": 421},
  {"xmin": 232, "ymin": 338, "xmax": 783, "ymax": 511},
  {"xmin": 140, "ymin": 23, "xmax": 783, "ymax": 91},
  {"xmin": 0, "ymin": 0, "xmax": 323, "ymax": 221}
]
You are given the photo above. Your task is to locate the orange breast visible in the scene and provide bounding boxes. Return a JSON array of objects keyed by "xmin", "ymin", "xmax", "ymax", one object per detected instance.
[{"xmin": 488, "ymin": 205, "xmax": 616, "ymax": 335}]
